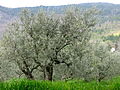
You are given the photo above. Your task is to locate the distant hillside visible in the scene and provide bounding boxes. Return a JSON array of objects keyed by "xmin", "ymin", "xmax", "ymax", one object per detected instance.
[
  {"xmin": 0, "ymin": 3, "xmax": 120, "ymax": 37},
  {"xmin": 1, "ymin": 3, "xmax": 120, "ymax": 23}
]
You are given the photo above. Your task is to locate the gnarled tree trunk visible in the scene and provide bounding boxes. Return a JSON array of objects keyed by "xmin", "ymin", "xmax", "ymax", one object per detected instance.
[
  {"xmin": 44, "ymin": 64, "xmax": 53, "ymax": 81},
  {"xmin": 25, "ymin": 72, "xmax": 34, "ymax": 80}
]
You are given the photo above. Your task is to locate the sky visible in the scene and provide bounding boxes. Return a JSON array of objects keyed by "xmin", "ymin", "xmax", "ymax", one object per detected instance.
[{"xmin": 0, "ymin": 0, "xmax": 120, "ymax": 8}]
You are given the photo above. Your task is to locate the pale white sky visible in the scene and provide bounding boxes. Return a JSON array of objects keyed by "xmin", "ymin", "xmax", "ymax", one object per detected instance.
[{"xmin": 0, "ymin": 0, "xmax": 120, "ymax": 8}]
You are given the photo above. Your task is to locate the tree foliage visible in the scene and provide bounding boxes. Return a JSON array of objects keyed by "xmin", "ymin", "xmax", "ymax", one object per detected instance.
[{"xmin": 1, "ymin": 8, "xmax": 97, "ymax": 81}]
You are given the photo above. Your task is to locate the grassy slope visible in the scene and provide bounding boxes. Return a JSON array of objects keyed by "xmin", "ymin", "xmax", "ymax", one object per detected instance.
[{"xmin": 1, "ymin": 77, "xmax": 120, "ymax": 90}]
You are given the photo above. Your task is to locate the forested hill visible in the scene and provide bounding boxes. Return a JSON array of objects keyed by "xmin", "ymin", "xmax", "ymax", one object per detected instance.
[
  {"xmin": 1, "ymin": 3, "xmax": 120, "ymax": 14},
  {"xmin": 0, "ymin": 2, "xmax": 120, "ymax": 35},
  {"xmin": 1, "ymin": 3, "xmax": 120, "ymax": 23}
]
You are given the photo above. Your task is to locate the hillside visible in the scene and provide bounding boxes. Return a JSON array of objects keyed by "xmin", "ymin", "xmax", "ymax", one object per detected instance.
[
  {"xmin": 0, "ymin": 3, "xmax": 120, "ymax": 37},
  {"xmin": 1, "ymin": 3, "xmax": 120, "ymax": 22}
]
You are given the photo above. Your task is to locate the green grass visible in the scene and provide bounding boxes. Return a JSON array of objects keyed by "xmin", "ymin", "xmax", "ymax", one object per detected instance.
[{"xmin": 1, "ymin": 77, "xmax": 120, "ymax": 90}]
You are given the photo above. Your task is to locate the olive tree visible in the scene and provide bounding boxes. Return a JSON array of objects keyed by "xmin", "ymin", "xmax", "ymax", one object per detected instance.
[
  {"xmin": 2, "ymin": 8, "xmax": 97, "ymax": 81},
  {"xmin": 86, "ymin": 41, "xmax": 115, "ymax": 82}
]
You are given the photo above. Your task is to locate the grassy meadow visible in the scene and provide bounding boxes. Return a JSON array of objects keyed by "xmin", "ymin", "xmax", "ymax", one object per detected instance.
[{"xmin": 1, "ymin": 77, "xmax": 120, "ymax": 90}]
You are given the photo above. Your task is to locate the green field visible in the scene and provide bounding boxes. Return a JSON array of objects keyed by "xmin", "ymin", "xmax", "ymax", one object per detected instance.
[{"xmin": 1, "ymin": 77, "xmax": 120, "ymax": 90}]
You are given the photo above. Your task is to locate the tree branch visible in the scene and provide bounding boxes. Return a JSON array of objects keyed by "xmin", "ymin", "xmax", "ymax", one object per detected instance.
[{"xmin": 30, "ymin": 64, "xmax": 40, "ymax": 73}]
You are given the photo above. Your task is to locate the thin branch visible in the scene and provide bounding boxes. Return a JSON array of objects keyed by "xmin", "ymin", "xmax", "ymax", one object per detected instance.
[{"xmin": 30, "ymin": 64, "xmax": 40, "ymax": 73}]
